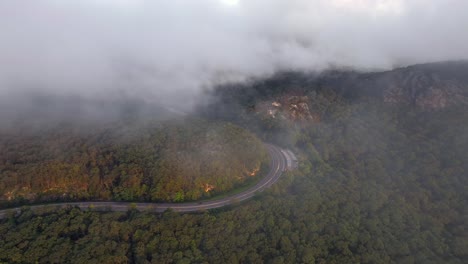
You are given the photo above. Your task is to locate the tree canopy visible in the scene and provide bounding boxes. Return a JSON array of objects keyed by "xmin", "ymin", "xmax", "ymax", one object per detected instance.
[{"xmin": 0, "ymin": 119, "xmax": 268, "ymax": 205}]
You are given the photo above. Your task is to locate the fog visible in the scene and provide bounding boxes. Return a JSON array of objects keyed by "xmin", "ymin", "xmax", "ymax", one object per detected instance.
[{"xmin": 1, "ymin": 0, "xmax": 468, "ymax": 115}]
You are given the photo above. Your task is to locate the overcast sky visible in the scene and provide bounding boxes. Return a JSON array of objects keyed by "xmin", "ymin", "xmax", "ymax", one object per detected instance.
[{"xmin": 1, "ymin": 0, "xmax": 467, "ymax": 108}]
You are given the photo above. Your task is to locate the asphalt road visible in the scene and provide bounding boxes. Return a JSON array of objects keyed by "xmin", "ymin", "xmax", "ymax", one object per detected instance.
[{"xmin": 0, "ymin": 144, "xmax": 288, "ymax": 218}]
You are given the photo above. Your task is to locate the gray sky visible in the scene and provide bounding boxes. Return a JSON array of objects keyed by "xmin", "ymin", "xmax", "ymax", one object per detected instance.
[{"xmin": 1, "ymin": 0, "xmax": 467, "ymax": 108}]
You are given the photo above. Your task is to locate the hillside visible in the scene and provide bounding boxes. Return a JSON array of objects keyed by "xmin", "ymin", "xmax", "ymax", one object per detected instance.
[
  {"xmin": 0, "ymin": 119, "xmax": 268, "ymax": 206},
  {"xmin": 0, "ymin": 62, "xmax": 467, "ymax": 263}
]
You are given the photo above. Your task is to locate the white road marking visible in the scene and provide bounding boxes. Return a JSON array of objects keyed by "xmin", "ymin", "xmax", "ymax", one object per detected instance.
[{"xmin": 0, "ymin": 144, "xmax": 292, "ymax": 216}]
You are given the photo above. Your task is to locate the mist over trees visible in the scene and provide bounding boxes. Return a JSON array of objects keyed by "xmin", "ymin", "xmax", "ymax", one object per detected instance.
[
  {"xmin": 0, "ymin": 120, "xmax": 268, "ymax": 205},
  {"xmin": 1, "ymin": 0, "xmax": 468, "ymax": 114},
  {"xmin": 1, "ymin": 63, "xmax": 467, "ymax": 263},
  {"xmin": 0, "ymin": 1, "xmax": 467, "ymax": 262}
]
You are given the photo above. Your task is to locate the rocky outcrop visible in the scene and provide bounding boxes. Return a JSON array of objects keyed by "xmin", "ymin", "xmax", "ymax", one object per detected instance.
[
  {"xmin": 382, "ymin": 69, "xmax": 468, "ymax": 110},
  {"xmin": 304, "ymin": 61, "xmax": 468, "ymax": 111},
  {"xmin": 255, "ymin": 95, "xmax": 320, "ymax": 123}
]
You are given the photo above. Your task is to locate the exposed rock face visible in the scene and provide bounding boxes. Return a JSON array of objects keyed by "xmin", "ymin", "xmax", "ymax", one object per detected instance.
[
  {"xmin": 287, "ymin": 96, "xmax": 317, "ymax": 121},
  {"xmin": 414, "ymin": 87, "xmax": 449, "ymax": 110},
  {"xmin": 305, "ymin": 61, "xmax": 468, "ymax": 111},
  {"xmin": 382, "ymin": 69, "xmax": 468, "ymax": 110},
  {"xmin": 202, "ymin": 61, "xmax": 468, "ymax": 121},
  {"xmin": 255, "ymin": 95, "xmax": 320, "ymax": 123}
]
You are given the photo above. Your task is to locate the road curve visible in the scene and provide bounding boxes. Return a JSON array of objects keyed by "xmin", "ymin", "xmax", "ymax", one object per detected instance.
[{"xmin": 0, "ymin": 144, "xmax": 289, "ymax": 218}]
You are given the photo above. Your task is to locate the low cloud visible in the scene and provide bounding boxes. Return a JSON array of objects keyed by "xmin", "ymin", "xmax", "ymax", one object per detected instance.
[{"xmin": 0, "ymin": 0, "xmax": 467, "ymax": 112}]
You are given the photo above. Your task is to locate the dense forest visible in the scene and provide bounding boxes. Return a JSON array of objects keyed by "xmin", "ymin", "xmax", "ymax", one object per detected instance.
[
  {"xmin": 1, "ymin": 63, "xmax": 467, "ymax": 263},
  {"xmin": 1, "ymin": 102, "xmax": 467, "ymax": 263},
  {"xmin": 0, "ymin": 120, "xmax": 268, "ymax": 205}
]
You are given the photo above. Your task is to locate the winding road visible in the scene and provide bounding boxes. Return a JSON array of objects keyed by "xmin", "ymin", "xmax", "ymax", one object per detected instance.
[{"xmin": 0, "ymin": 144, "xmax": 294, "ymax": 218}]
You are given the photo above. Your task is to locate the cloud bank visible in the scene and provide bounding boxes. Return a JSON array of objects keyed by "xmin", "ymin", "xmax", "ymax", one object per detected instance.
[{"xmin": 0, "ymin": 0, "xmax": 467, "ymax": 109}]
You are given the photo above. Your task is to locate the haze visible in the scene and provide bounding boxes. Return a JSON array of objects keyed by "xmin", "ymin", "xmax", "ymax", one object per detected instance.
[{"xmin": 1, "ymin": 0, "xmax": 468, "ymax": 112}]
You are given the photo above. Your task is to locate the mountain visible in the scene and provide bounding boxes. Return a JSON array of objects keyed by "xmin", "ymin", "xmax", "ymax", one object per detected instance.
[
  {"xmin": 201, "ymin": 61, "xmax": 468, "ymax": 127},
  {"xmin": 323, "ymin": 61, "xmax": 468, "ymax": 110},
  {"xmin": 1, "ymin": 61, "xmax": 467, "ymax": 263}
]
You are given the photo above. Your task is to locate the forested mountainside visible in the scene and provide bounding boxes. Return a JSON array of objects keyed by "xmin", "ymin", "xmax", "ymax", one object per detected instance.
[
  {"xmin": 1, "ymin": 62, "xmax": 467, "ymax": 263},
  {"xmin": 0, "ymin": 120, "xmax": 268, "ymax": 206},
  {"xmin": 202, "ymin": 61, "xmax": 468, "ymax": 116}
]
